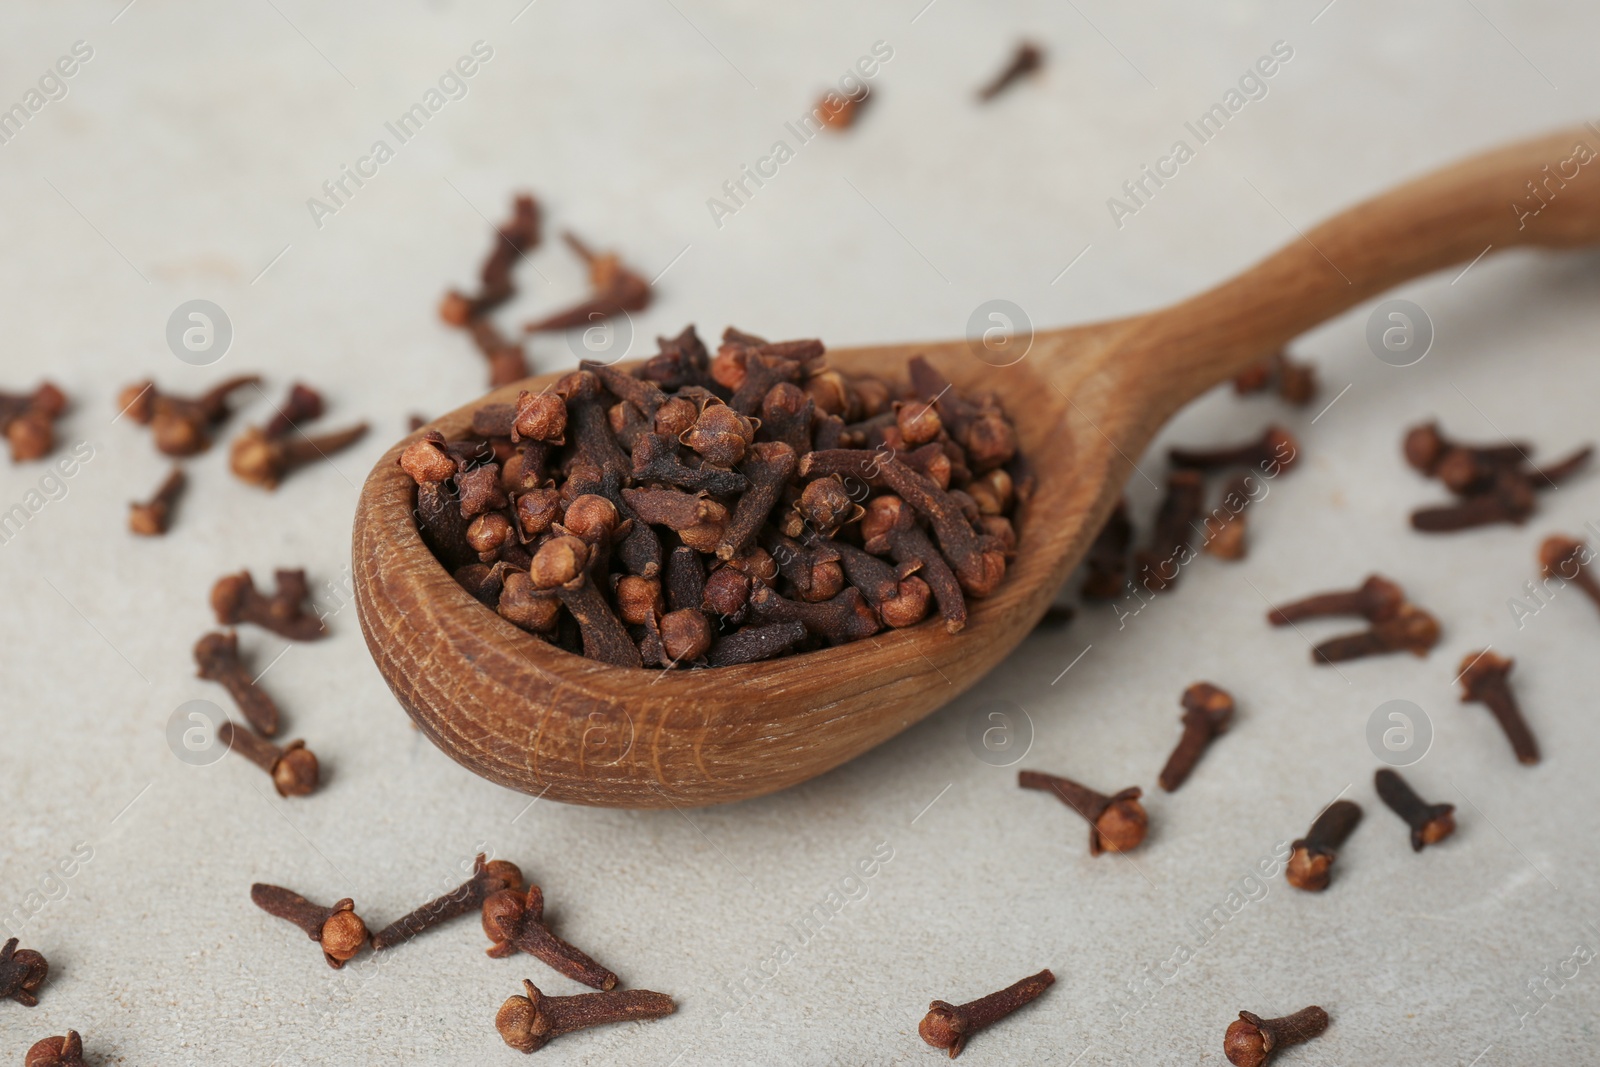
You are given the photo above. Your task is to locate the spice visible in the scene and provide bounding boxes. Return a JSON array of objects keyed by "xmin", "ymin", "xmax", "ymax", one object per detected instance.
[
  {"xmin": 482, "ymin": 884, "xmax": 620, "ymax": 990},
  {"xmin": 976, "ymin": 41, "xmax": 1044, "ymax": 102},
  {"xmin": 1286, "ymin": 799, "xmax": 1362, "ymax": 891},
  {"xmin": 230, "ymin": 420, "xmax": 368, "ymax": 489},
  {"xmin": 1018, "ymin": 770, "xmax": 1147, "ymax": 854},
  {"xmin": 817, "ymin": 87, "xmax": 870, "ymax": 130},
  {"xmin": 1158, "ymin": 683, "xmax": 1234, "ymax": 791},
  {"xmin": 525, "ymin": 231, "xmax": 651, "ymax": 333},
  {"xmin": 1232, "ymin": 350, "xmax": 1318, "ymax": 406},
  {"xmin": 128, "ymin": 466, "xmax": 185, "ymax": 536},
  {"xmin": 441, "ymin": 193, "xmax": 541, "ymax": 326},
  {"xmin": 211, "ymin": 569, "xmax": 326, "ymax": 641},
  {"xmin": 1403, "ymin": 421, "xmax": 1528, "ymax": 477},
  {"xmin": 24, "ymin": 1031, "xmax": 87, "ymax": 1067},
  {"xmin": 1374, "ymin": 769, "xmax": 1455, "ymax": 851},
  {"xmin": 1133, "ymin": 470, "xmax": 1204, "ymax": 593},
  {"xmin": 1404, "ymin": 421, "xmax": 1591, "ymax": 531},
  {"xmin": 218, "ymin": 721, "xmax": 317, "ymax": 796},
  {"xmin": 1457, "ymin": 650, "xmax": 1538, "ymax": 764},
  {"xmin": 1080, "ymin": 499, "xmax": 1132, "ymax": 598},
  {"xmin": 1311, "ymin": 603, "xmax": 1440, "ymax": 663},
  {"xmin": 1411, "ymin": 468, "xmax": 1535, "ymax": 531},
  {"xmin": 496, "ymin": 979, "xmax": 675, "ymax": 1054},
  {"xmin": 1266, "ymin": 574, "xmax": 1404, "ymax": 625},
  {"xmin": 1169, "ymin": 425, "xmax": 1298, "ymax": 474},
  {"xmin": 117, "ymin": 375, "xmax": 257, "ymax": 457},
  {"xmin": 1539, "ymin": 535, "xmax": 1600, "ymax": 616},
  {"xmin": 1200, "ymin": 473, "xmax": 1258, "ymax": 560},
  {"xmin": 250, "ymin": 884, "xmax": 369, "ymax": 968},
  {"xmin": 919, "ymin": 969, "xmax": 1054, "ymax": 1058},
  {"xmin": 1224, "ymin": 1006, "xmax": 1329, "ymax": 1067},
  {"xmin": 371, "ymin": 854, "xmax": 522, "ymax": 950},
  {"xmin": 0, "ymin": 382, "xmax": 66, "ymax": 462},
  {"xmin": 261, "ymin": 382, "xmax": 326, "ymax": 439},
  {"xmin": 194, "ymin": 631, "xmax": 281, "ymax": 737},
  {"xmin": 0, "ymin": 938, "xmax": 48, "ymax": 1006},
  {"xmin": 401, "ymin": 325, "xmax": 1023, "ymax": 667}
]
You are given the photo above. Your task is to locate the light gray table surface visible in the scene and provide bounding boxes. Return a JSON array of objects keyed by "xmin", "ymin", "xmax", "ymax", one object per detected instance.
[{"xmin": 3, "ymin": 1, "xmax": 1599, "ymax": 1063}]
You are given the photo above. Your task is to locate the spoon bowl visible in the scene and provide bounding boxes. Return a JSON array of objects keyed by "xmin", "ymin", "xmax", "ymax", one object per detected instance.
[{"xmin": 354, "ymin": 124, "xmax": 1600, "ymax": 808}]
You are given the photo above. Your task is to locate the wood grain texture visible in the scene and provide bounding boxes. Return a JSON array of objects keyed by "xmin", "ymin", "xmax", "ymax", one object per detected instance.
[{"xmin": 354, "ymin": 124, "xmax": 1600, "ymax": 808}]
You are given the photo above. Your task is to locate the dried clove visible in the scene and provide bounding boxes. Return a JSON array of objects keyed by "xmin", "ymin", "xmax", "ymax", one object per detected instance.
[
  {"xmin": 496, "ymin": 979, "xmax": 675, "ymax": 1054},
  {"xmin": 250, "ymin": 884, "xmax": 369, "ymax": 968},
  {"xmin": 1133, "ymin": 470, "xmax": 1205, "ymax": 593},
  {"xmin": 1311, "ymin": 603, "xmax": 1439, "ymax": 663},
  {"xmin": 525, "ymin": 231, "xmax": 650, "ymax": 333},
  {"xmin": 128, "ymin": 466, "xmax": 185, "ymax": 536},
  {"xmin": 976, "ymin": 41, "xmax": 1044, "ymax": 102},
  {"xmin": 1200, "ymin": 473, "xmax": 1256, "ymax": 560},
  {"xmin": 1458, "ymin": 650, "xmax": 1538, "ymax": 764},
  {"xmin": 1231, "ymin": 350, "xmax": 1318, "ymax": 406},
  {"xmin": 230, "ymin": 421, "xmax": 368, "ymax": 489},
  {"xmin": 0, "ymin": 382, "xmax": 66, "ymax": 462},
  {"xmin": 219, "ymin": 721, "xmax": 318, "ymax": 797},
  {"xmin": 1080, "ymin": 498, "xmax": 1132, "ymax": 598},
  {"xmin": 1374, "ymin": 769, "xmax": 1455, "ymax": 851},
  {"xmin": 1539, "ymin": 535, "xmax": 1600, "ymax": 616},
  {"xmin": 1158, "ymin": 683, "xmax": 1234, "ymax": 791},
  {"xmin": 1402, "ymin": 421, "xmax": 1528, "ymax": 478},
  {"xmin": 24, "ymin": 1030, "xmax": 87, "ymax": 1067},
  {"xmin": 1266, "ymin": 574, "xmax": 1404, "ymax": 625},
  {"xmin": 263, "ymin": 382, "xmax": 325, "ymax": 440},
  {"xmin": 1169, "ymin": 425, "xmax": 1298, "ymax": 474},
  {"xmin": 211, "ymin": 569, "xmax": 326, "ymax": 640},
  {"xmin": 117, "ymin": 375, "xmax": 256, "ymax": 457},
  {"xmin": 482, "ymin": 884, "xmax": 620, "ymax": 990},
  {"xmin": 1224, "ymin": 1006, "xmax": 1330, "ymax": 1067},
  {"xmin": 1411, "ymin": 468, "xmax": 1536, "ymax": 531},
  {"xmin": 1286, "ymin": 799, "xmax": 1362, "ymax": 891},
  {"xmin": 441, "ymin": 193, "xmax": 541, "ymax": 325},
  {"xmin": 372, "ymin": 854, "xmax": 523, "ymax": 950},
  {"xmin": 194, "ymin": 631, "xmax": 281, "ymax": 737},
  {"xmin": 919, "ymin": 968, "xmax": 1054, "ymax": 1058},
  {"xmin": 1018, "ymin": 770, "xmax": 1147, "ymax": 855},
  {"xmin": 709, "ymin": 620, "xmax": 808, "ymax": 666},
  {"xmin": 0, "ymin": 938, "xmax": 48, "ymax": 1006}
]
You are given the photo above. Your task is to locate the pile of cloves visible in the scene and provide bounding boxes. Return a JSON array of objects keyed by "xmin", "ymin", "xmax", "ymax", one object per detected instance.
[
  {"xmin": 401, "ymin": 329, "xmax": 1024, "ymax": 668},
  {"xmin": 196, "ymin": 567, "xmax": 327, "ymax": 795},
  {"xmin": 1404, "ymin": 420, "xmax": 1591, "ymax": 532}
]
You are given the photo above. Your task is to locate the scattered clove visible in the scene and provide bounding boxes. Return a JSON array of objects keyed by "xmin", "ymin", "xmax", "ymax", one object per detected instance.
[
  {"xmin": 372, "ymin": 854, "xmax": 523, "ymax": 950},
  {"xmin": 1374, "ymin": 769, "xmax": 1455, "ymax": 851},
  {"xmin": 117, "ymin": 375, "xmax": 256, "ymax": 457},
  {"xmin": 1286, "ymin": 799, "xmax": 1362, "ymax": 891},
  {"xmin": 211, "ymin": 568, "xmax": 326, "ymax": 640},
  {"xmin": 194, "ymin": 631, "xmax": 281, "ymax": 737},
  {"xmin": 128, "ymin": 466, "xmax": 185, "ymax": 536},
  {"xmin": 976, "ymin": 41, "xmax": 1044, "ymax": 102},
  {"xmin": 1224, "ymin": 1006, "xmax": 1330, "ymax": 1067},
  {"xmin": 1200, "ymin": 473, "xmax": 1257, "ymax": 560},
  {"xmin": 24, "ymin": 1030, "xmax": 87, "ymax": 1067},
  {"xmin": 1458, "ymin": 650, "xmax": 1538, "ymax": 764},
  {"xmin": 1231, "ymin": 350, "xmax": 1318, "ymax": 406},
  {"xmin": 1158, "ymin": 683, "xmax": 1234, "ymax": 791},
  {"xmin": 482, "ymin": 884, "xmax": 620, "ymax": 990},
  {"xmin": 0, "ymin": 382, "xmax": 67, "ymax": 462},
  {"xmin": 1133, "ymin": 470, "xmax": 1204, "ymax": 593},
  {"xmin": 218, "ymin": 721, "xmax": 318, "ymax": 797},
  {"xmin": 1080, "ymin": 498, "xmax": 1132, "ymax": 598},
  {"xmin": 1169, "ymin": 425, "xmax": 1298, "ymax": 474},
  {"xmin": 1410, "ymin": 468, "xmax": 1535, "ymax": 532},
  {"xmin": 1311, "ymin": 603, "xmax": 1440, "ymax": 663},
  {"xmin": 0, "ymin": 938, "xmax": 48, "ymax": 1006},
  {"xmin": 250, "ymin": 884, "xmax": 369, "ymax": 968},
  {"xmin": 262, "ymin": 382, "xmax": 326, "ymax": 439},
  {"xmin": 230, "ymin": 420, "xmax": 368, "ymax": 489},
  {"xmin": 524, "ymin": 231, "xmax": 650, "ymax": 333},
  {"xmin": 496, "ymin": 979, "xmax": 675, "ymax": 1054},
  {"xmin": 919, "ymin": 968, "xmax": 1054, "ymax": 1058},
  {"xmin": 1267, "ymin": 574, "xmax": 1404, "ymax": 626},
  {"xmin": 1018, "ymin": 770, "xmax": 1147, "ymax": 855},
  {"xmin": 440, "ymin": 193, "xmax": 541, "ymax": 326},
  {"xmin": 1539, "ymin": 535, "xmax": 1600, "ymax": 617}
]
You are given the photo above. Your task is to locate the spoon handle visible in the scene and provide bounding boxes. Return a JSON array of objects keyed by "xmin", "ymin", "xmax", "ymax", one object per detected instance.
[{"xmin": 1111, "ymin": 123, "xmax": 1600, "ymax": 414}]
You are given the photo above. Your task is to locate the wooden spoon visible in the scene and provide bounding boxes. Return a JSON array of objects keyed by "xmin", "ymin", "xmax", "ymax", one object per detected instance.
[{"xmin": 355, "ymin": 125, "xmax": 1600, "ymax": 809}]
